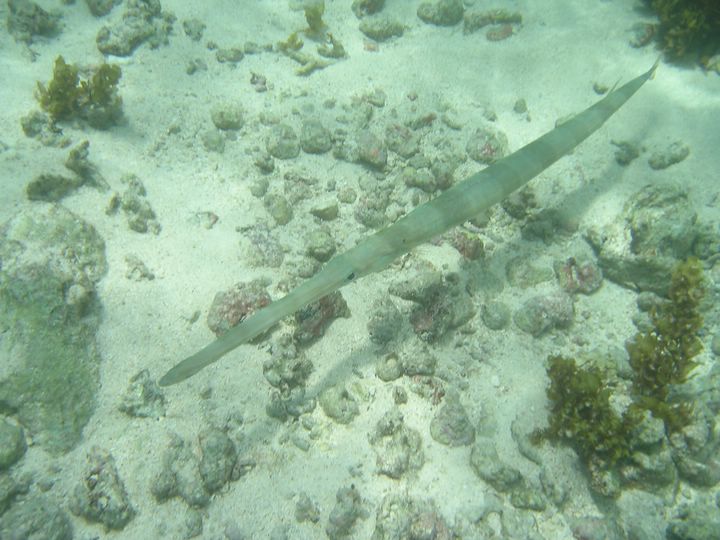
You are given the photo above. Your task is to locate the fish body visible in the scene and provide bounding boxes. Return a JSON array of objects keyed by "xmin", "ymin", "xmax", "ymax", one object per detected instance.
[{"xmin": 159, "ymin": 61, "xmax": 658, "ymax": 386}]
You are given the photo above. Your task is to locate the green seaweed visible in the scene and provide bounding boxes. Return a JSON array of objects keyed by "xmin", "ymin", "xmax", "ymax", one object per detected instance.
[
  {"xmin": 535, "ymin": 356, "xmax": 634, "ymax": 466},
  {"xmin": 644, "ymin": 0, "xmax": 720, "ymax": 64},
  {"xmin": 537, "ymin": 258, "xmax": 705, "ymax": 477},
  {"xmin": 36, "ymin": 55, "xmax": 123, "ymax": 127},
  {"xmin": 627, "ymin": 257, "xmax": 704, "ymax": 431}
]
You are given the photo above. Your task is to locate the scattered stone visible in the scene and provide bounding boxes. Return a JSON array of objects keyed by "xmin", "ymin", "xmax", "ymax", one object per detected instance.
[
  {"xmin": 108, "ymin": 174, "xmax": 161, "ymax": 234},
  {"xmin": 124, "ymin": 254, "xmax": 155, "ymax": 281},
  {"xmin": 0, "ymin": 496, "xmax": 73, "ymax": 540},
  {"xmin": 356, "ymin": 130, "xmax": 387, "ymax": 169},
  {"xmin": 352, "ymin": 0, "xmax": 385, "ymax": 18},
  {"xmin": 372, "ymin": 495, "xmax": 451, "ymax": 539},
  {"xmin": 369, "ymin": 409, "xmax": 424, "ymax": 478},
  {"xmin": 25, "ymin": 173, "xmax": 81, "ymax": 202},
  {"xmin": 86, "ymin": 0, "xmax": 121, "ymax": 17},
  {"xmin": 70, "ymin": 447, "xmax": 135, "ymax": 530},
  {"xmin": 648, "ymin": 141, "xmax": 690, "ymax": 170},
  {"xmin": 293, "ymin": 291, "xmax": 350, "ymax": 345},
  {"xmin": 611, "ymin": 139, "xmax": 641, "ymax": 165},
  {"xmin": 211, "ymin": 104, "xmax": 244, "ymax": 130},
  {"xmin": 201, "ymin": 129, "xmax": 225, "ymax": 153},
  {"xmin": 266, "ymin": 123, "xmax": 301, "ymax": 159},
  {"xmin": 481, "ymin": 300, "xmax": 510, "ymax": 330},
  {"xmin": 430, "ymin": 392, "xmax": 475, "ymax": 447},
  {"xmin": 319, "ymin": 384, "xmax": 359, "ymax": 424},
  {"xmin": 359, "ymin": 15, "xmax": 405, "ymax": 41},
  {"xmin": 207, "ymin": 279, "xmax": 272, "ymax": 337},
  {"xmin": 0, "ymin": 204, "xmax": 105, "ymax": 454},
  {"xmin": 554, "ymin": 256, "xmax": 603, "ymax": 294},
  {"xmin": 0, "ymin": 418, "xmax": 26, "ymax": 470},
  {"xmin": 118, "ymin": 369, "xmax": 166, "ymax": 418},
  {"xmin": 96, "ymin": 0, "xmax": 175, "ymax": 56},
  {"xmin": 7, "ymin": 0, "xmax": 61, "ymax": 44},
  {"xmin": 182, "ymin": 18, "xmax": 206, "ymax": 41},
  {"xmin": 305, "ymin": 228, "xmax": 336, "ymax": 262},
  {"xmin": 513, "ymin": 291, "xmax": 574, "ymax": 337},
  {"xmin": 300, "ymin": 118, "xmax": 332, "ymax": 154},
  {"xmin": 295, "ymin": 492, "xmax": 320, "ymax": 523},
  {"xmin": 367, "ymin": 297, "xmax": 403, "ymax": 346},
  {"xmin": 417, "ymin": 0, "xmax": 464, "ymax": 27},
  {"xmin": 326, "ymin": 485, "xmax": 366, "ymax": 539},
  {"xmin": 466, "ymin": 125, "xmax": 509, "ymax": 164}
]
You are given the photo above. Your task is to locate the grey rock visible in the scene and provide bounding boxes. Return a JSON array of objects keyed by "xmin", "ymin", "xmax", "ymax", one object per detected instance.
[
  {"xmin": 96, "ymin": 0, "xmax": 174, "ymax": 56},
  {"xmin": 263, "ymin": 193, "xmax": 293, "ymax": 225},
  {"xmin": 26, "ymin": 173, "xmax": 82, "ymax": 202},
  {"xmin": 359, "ymin": 15, "xmax": 405, "ymax": 41},
  {"xmin": 417, "ymin": 0, "xmax": 464, "ymax": 26},
  {"xmin": 319, "ymin": 385, "xmax": 359, "ymax": 424},
  {"xmin": 0, "ymin": 204, "xmax": 105, "ymax": 454},
  {"xmin": 326, "ymin": 486, "xmax": 365, "ymax": 539},
  {"xmin": 182, "ymin": 18, "xmax": 206, "ymax": 41},
  {"xmin": 266, "ymin": 124, "xmax": 300, "ymax": 159},
  {"xmin": 586, "ymin": 182, "xmax": 701, "ymax": 294},
  {"xmin": 372, "ymin": 494, "xmax": 450, "ymax": 539},
  {"xmin": 513, "ymin": 291, "xmax": 574, "ymax": 337},
  {"xmin": 300, "ymin": 119, "xmax": 332, "ymax": 154},
  {"xmin": 70, "ymin": 447, "xmax": 135, "ymax": 530},
  {"xmin": 7, "ymin": 0, "xmax": 61, "ymax": 44},
  {"xmin": 367, "ymin": 298, "xmax": 403, "ymax": 346},
  {"xmin": 211, "ymin": 104, "xmax": 244, "ymax": 130},
  {"xmin": 118, "ymin": 369, "xmax": 166, "ymax": 418},
  {"xmin": 466, "ymin": 124, "xmax": 509, "ymax": 164},
  {"xmin": 0, "ymin": 419, "xmax": 26, "ymax": 470},
  {"xmin": 86, "ymin": 0, "xmax": 121, "ymax": 17},
  {"xmin": 0, "ymin": 495, "xmax": 73, "ymax": 540},
  {"xmin": 369, "ymin": 409, "xmax": 424, "ymax": 478},
  {"xmin": 198, "ymin": 429, "xmax": 238, "ymax": 494},
  {"xmin": 470, "ymin": 438, "xmax": 523, "ymax": 492},
  {"xmin": 666, "ymin": 495, "xmax": 720, "ymax": 540},
  {"xmin": 201, "ymin": 129, "xmax": 225, "ymax": 153},
  {"xmin": 481, "ymin": 300, "xmax": 510, "ymax": 330},
  {"xmin": 648, "ymin": 141, "xmax": 690, "ymax": 170},
  {"xmin": 305, "ymin": 229, "xmax": 336, "ymax": 262},
  {"xmin": 430, "ymin": 393, "xmax": 475, "ymax": 447}
]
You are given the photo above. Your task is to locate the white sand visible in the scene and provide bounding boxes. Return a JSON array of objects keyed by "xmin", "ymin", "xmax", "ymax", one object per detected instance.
[{"xmin": 1, "ymin": 0, "xmax": 718, "ymax": 538}]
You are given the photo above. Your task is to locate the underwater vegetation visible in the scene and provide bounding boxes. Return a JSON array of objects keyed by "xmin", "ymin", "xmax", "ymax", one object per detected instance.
[
  {"xmin": 627, "ymin": 257, "xmax": 704, "ymax": 430},
  {"xmin": 537, "ymin": 258, "xmax": 705, "ymax": 486},
  {"xmin": 36, "ymin": 55, "xmax": 123, "ymax": 129},
  {"xmin": 643, "ymin": 0, "xmax": 720, "ymax": 66}
]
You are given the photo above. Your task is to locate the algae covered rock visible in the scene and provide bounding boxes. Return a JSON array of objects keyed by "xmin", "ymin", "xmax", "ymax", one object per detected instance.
[
  {"xmin": 70, "ymin": 447, "xmax": 135, "ymax": 531},
  {"xmin": 0, "ymin": 203, "xmax": 106, "ymax": 454}
]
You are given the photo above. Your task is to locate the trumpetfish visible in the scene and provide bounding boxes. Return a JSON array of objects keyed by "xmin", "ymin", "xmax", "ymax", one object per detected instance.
[{"xmin": 159, "ymin": 60, "xmax": 658, "ymax": 386}]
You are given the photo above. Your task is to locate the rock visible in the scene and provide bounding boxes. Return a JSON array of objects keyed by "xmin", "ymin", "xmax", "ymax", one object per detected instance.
[
  {"xmin": 513, "ymin": 291, "xmax": 574, "ymax": 337},
  {"xmin": 359, "ymin": 15, "xmax": 405, "ymax": 41},
  {"xmin": 266, "ymin": 124, "xmax": 300, "ymax": 159},
  {"xmin": 326, "ymin": 486, "xmax": 365, "ymax": 539},
  {"xmin": 417, "ymin": 0, "xmax": 464, "ymax": 26},
  {"xmin": 70, "ymin": 447, "xmax": 135, "ymax": 530},
  {"xmin": 319, "ymin": 385, "xmax": 359, "ymax": 424},
  {"xmin": 430, "ymin": 393, "xmax": 475, "ymax": 447},
  {"xmin": 0, "ymin": 418, "xmax": 27, "ymax": 470},
  {"xmin": 118, "ymin": 369, "xmax": 166, "ymax": 418},
  {"xmin": 369, "ymin": 409, "xmax": 424, "ymax": 478},
  {"xmin": 211, "ymin": 104, "xmax": 244, "ymax": 130},
  {"xmin": 0, "ymin": 204, "xmax": 105, "ymax": 454},
  {"xmin": 7, "ymin": 0, "xmax": 61, "ymax": 44},
  {"xmin": 300, "ymin": 119, "xmax": 332, "ymax": 154},
  {"xmin": 0, "ymin": 495, "xmax": 73, "ymax": 540}
]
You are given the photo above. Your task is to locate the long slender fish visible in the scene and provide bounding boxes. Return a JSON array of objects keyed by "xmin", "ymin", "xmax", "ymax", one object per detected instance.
[{"xmin": 159, "ymin": 60, "xmax": 658, "ymax": 386}]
